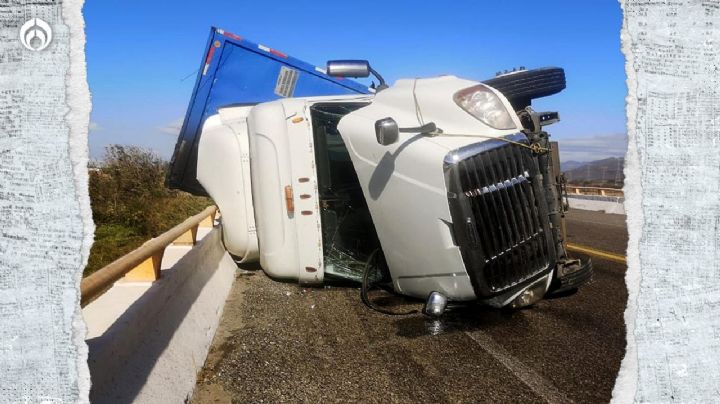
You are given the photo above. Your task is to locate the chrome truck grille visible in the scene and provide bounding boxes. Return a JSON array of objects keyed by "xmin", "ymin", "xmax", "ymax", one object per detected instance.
[{"xmin": 444, "ymin": 135, "xmax": 556, "ymax": 297}]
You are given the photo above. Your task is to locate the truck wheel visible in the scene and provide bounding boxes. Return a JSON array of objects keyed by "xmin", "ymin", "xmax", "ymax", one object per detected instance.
[{"xmin": 482, "ymin": 67, "xmax": 566, "ymax": 110}]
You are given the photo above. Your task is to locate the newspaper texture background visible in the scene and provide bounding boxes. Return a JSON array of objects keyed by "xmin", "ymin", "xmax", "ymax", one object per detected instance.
[
  {"xmin": 615, "ymin": 0, "xmax": 720, "ymax": 402},
  {"xmin": 0, "ymin": 0, "xmax": 91, "ymax": 402},
  {"xmin": 1, "ymin": 0, "xmax": 719, "ymax": 402}
]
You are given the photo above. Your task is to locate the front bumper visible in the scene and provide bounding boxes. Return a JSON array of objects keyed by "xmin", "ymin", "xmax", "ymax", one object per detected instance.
[{"xmin": 548, "ymin": 258, "xmax": 593, "ymax": 295}]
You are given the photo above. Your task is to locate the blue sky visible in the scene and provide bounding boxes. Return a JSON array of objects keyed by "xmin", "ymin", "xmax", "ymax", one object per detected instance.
[{"xmin": 85, "ymin": 0, "xmax": 626, "ymax": 162}]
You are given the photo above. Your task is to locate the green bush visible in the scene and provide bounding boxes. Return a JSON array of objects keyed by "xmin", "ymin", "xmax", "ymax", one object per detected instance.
[{"xmin": 85, "ymin": 145, "xmax": 211, "ymax": 276}]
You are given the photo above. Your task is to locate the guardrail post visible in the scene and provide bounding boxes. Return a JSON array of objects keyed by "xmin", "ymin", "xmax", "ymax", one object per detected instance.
[
  {"xmin": 124, "ymin": 250, "xmax": 164, "ymax": 281},
  {"xmin": 173, "ymin": 224, "xmax": 199, "ymax": 245},
  {"xmin": 199, "ymin": 210, "xmax": 216, "ymax": 228}
]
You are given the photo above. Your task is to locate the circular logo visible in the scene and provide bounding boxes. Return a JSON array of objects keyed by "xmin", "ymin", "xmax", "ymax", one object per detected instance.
[{"xmin": 19, "ymin": 18, "xmax": 53, "ymax": 51}]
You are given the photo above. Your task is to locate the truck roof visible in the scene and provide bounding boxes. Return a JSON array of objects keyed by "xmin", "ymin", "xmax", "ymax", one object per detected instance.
[{"xmin": 167, "ymin": 27, "xmax": 371, "ymax": 195}]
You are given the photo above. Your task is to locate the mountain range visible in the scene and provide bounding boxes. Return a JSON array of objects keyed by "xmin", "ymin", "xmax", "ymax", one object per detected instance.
[{"xmin": 561, "ymin": 157, "xmax": 624, "ymax": 186}]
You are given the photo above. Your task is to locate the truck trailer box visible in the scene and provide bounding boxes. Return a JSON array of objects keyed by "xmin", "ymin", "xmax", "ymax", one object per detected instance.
[{"xmin": 167, "ymin": 27, "xmax": 371, "ymax": 196}]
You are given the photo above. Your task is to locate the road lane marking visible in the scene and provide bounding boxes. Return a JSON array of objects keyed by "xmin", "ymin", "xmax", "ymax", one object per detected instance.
[
  {"xmin": 566, "ymin": 243, "xmax": 626, "ymax": 265},
  {"xmin": 565, "ymin": 218, "xmax": 627, "ymax": 228},
  {"xmin": 464, "ymin": 330, "xmax": 574, "ymax": 404}
]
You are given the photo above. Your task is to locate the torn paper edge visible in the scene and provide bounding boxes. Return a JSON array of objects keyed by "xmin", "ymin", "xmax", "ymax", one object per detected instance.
[
  {"xmin": 611, "ymin": 1, "xmax": 641, "ymax": 402},
  {"xmin": 64, "ymin": 0, "xmax": 93, "ymax": 401}
]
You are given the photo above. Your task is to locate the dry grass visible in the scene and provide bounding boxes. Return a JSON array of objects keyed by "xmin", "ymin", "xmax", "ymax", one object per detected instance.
[{"xmin": 85, "ymin": 145, "xmax": 211, "ymax": 276}]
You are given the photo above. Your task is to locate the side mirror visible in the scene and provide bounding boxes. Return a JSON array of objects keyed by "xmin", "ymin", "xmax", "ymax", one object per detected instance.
[
  {"xmin": 375, "ymin": 118, "xmax": 399, "ymax": 146},
  {"xmin": 326, "ymin": 60, "xmax": 370, "ymax": 78}
]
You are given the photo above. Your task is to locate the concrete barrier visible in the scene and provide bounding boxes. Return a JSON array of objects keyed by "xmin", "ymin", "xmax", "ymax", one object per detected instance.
[
  {"xmin": 85, "ymin": 227, "xmax": 237, "ymax": 403},
  {"xmin": 567, "ymin": 195, "xmax": 626, "ymax": 215}
]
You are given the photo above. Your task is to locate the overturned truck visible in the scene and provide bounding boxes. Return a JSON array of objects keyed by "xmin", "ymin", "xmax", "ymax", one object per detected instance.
[{"xmin": 167, "ymin": 28, "xmax": 592, "ymax": 316}]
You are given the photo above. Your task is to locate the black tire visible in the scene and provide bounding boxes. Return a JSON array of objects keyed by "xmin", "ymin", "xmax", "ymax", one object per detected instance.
[{"xmin": 482, "ymin": 67, "xmax": 566, "ymax": 110}]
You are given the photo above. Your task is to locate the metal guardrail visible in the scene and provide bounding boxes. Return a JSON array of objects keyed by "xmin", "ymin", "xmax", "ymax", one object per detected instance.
[
  {"xmin": 566, "ymin": 185, "xmax": 624, "ymax": 197},
  {"xmin": 80, "ymin": 205, "xmax": 218, "ymax": 306}
]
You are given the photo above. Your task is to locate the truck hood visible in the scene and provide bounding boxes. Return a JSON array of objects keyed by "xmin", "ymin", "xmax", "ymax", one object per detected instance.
[
  {"xmin": 336, "ymin": 76, "xmax": 523, "ymax": 299},
  {"xmin": 351, "ymin": 75, "xmax": 522, "ymax": 150},
  {"xmin": 338, "ymin": 75, "xmax": 523, "ymax": 197}
]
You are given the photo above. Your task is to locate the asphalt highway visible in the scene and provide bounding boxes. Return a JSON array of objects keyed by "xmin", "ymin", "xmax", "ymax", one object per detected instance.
[{"xmin": 192, "ymin": 209, "xmax": 628, "ymax": 403}]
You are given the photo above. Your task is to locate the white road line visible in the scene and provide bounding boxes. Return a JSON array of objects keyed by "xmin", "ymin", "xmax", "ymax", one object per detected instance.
[{"xmin": 464, "ymin": 330, "xmax": 574, "ymax": 404}]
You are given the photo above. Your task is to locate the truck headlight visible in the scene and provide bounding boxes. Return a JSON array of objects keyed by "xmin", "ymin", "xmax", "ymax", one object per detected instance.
[{"xmin": 454, "ymin": 85, "xmax": 516, "ymax": 130}]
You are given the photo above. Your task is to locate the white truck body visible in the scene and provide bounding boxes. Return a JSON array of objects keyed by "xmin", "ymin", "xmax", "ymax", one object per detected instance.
[
  {"xmin": 196, "ymin": 76, "xmax": 545, "ymax": 303},
  {"xmin": 170, "ymin": 29, "xmax": 592, "ymax": 311}
]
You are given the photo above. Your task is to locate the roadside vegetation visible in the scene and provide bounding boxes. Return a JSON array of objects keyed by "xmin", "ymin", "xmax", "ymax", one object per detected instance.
[{"xmin": 85, "ymin": 145, "xmax": 211, "ymax": 276}]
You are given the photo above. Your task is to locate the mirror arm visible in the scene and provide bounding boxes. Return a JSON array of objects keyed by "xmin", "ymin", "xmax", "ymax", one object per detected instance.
[
  {"xmin": 369, "ymin": 67, "xmax": 388, "ymax": 91},
  {"xmin": 399, "ymin": 122, "xmax": 437, "ymax": 135}
]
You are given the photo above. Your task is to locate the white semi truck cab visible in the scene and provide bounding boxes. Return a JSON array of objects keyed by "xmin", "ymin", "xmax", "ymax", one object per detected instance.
[{"xmin": 168, "ymin": 28, "xmax": 592, "ymax": 315}]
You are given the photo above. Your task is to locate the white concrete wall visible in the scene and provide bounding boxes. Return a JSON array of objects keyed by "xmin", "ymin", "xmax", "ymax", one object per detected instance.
[
  {"xmin": 567, "ymin": 196, "xmax": 626, "ymax": 215},
  {"xmin": 85, "ymin": 227, "xmax": 237, "ymax": 403}
]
